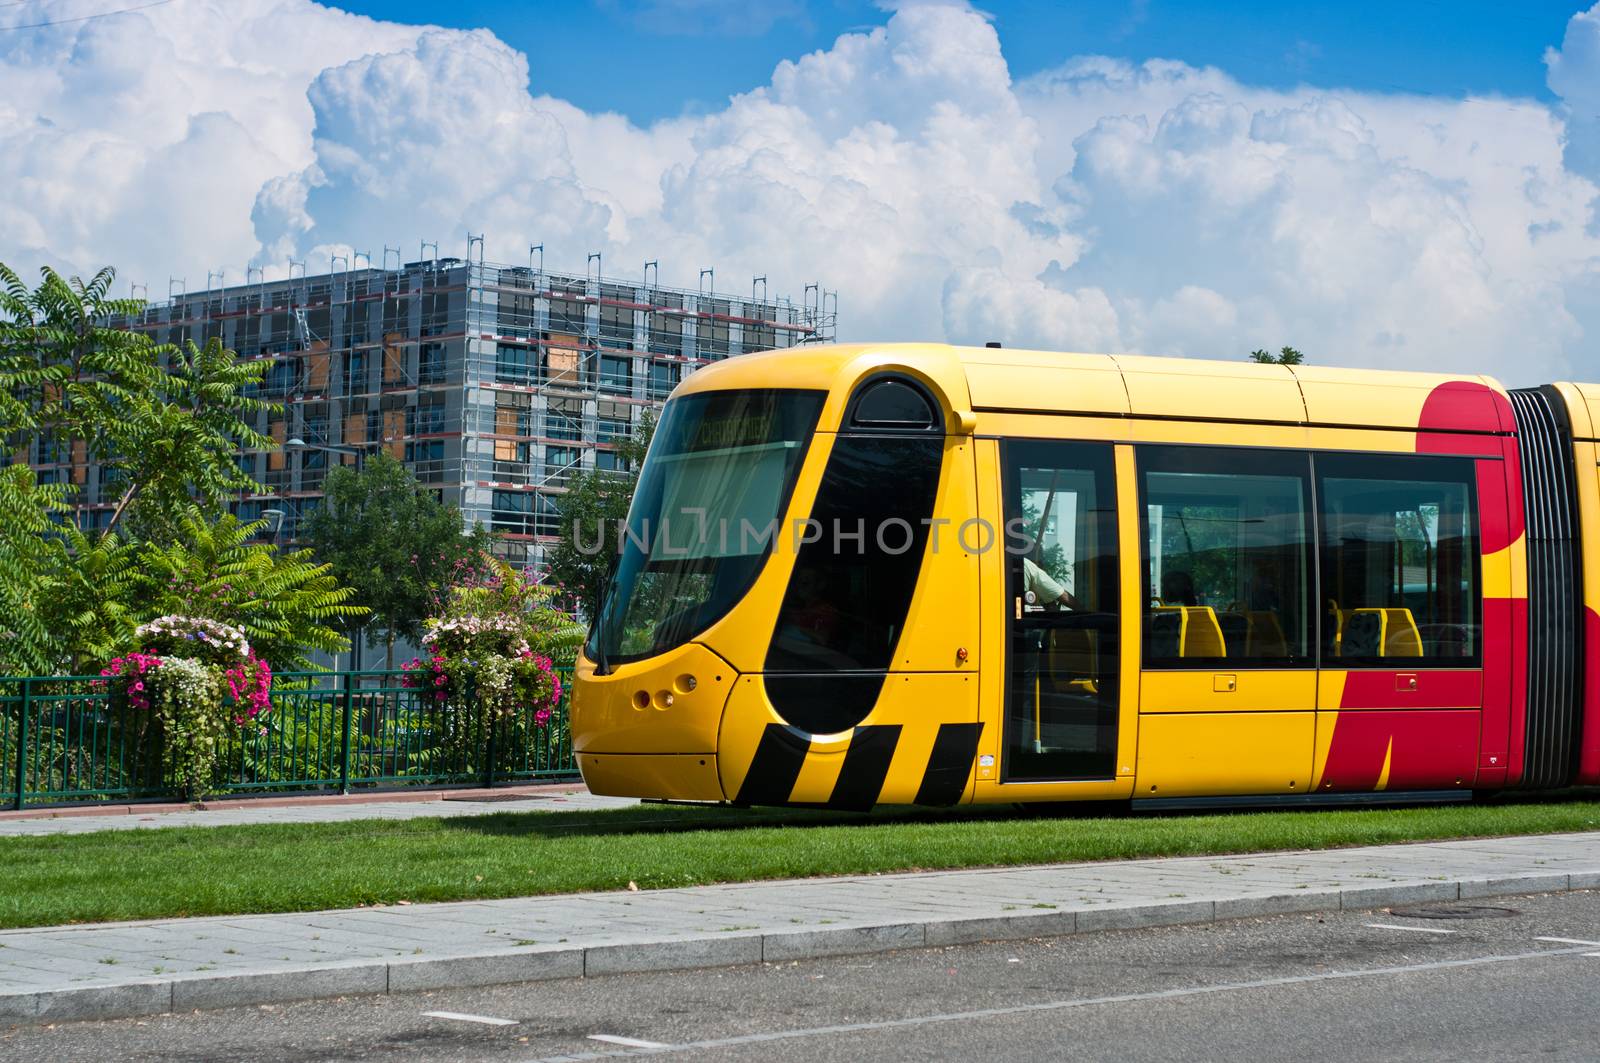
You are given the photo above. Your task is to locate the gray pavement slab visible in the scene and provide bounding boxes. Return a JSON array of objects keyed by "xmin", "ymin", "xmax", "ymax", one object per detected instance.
[
  {"xmin": 1, "ymin": 830, "xmax": 1598, "ymax": 1024},
  {"xmin": 0, "ymin": 792, "xmax": 638, "ymax": 836}
]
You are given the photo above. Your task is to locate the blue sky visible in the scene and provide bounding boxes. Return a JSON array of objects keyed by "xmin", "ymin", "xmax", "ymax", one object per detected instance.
[
  {"xmin": 9, "ymin": 0, "xmax": 1600, "ymax": 382},
  {"xmin": 334, "ymin": 0, "xmax": 1581, "ymax": 122}
]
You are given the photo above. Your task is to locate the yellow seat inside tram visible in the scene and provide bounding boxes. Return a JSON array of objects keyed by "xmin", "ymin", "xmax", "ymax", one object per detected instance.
[
  {"xmin": 1150, "ymin": 605, "xmax": 1227, "ymax": 657},
  {"xmin": 1245, "ymin": 611, "xmax": 1287, "ymax": 657},
  {"xmin": 1337, "ymin": 606, "xmax": 1423, "ymax": 658},
  {"xmin": 1043, "ymin": 627, "xmax": 1099, "ymax": 695},
  {"xmin": 1326, "ymin": 599, "xmax": 1351, "ymax": 654}
]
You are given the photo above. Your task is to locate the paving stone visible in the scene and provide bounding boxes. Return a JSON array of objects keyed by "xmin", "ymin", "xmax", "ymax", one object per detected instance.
[
  {"xmin": 1075, "ymin": 900, "xmax": 1216, "ymax": 932},
  {"xmin": 762, "ymin": 922, "xmax": 925, "ymax": 961},
  {"xmin": 1214, "ymin": 890, "xmax": 1344, "ymax": 920},
  {"xmin": 169, "ymin": 961, "xmax": 389, "ymax": 1010},
  {"xmin": 1458, "ymin": 873, "xmax": 1571, "ymax": 898},
  {"xmin": 31, "ymin": 981, "xmax": 172, "ymax": 1021},
  {"xmin": 388, "ymin": 948, "xmax": 582, "ymax": 991},
  {"xmin": 924, "ymin": 910, "xmax": 1075, "ymax": 946},
  {"xmin": 1339, "ymin": 881, "xmax": 1461, "ymax": 910},
  {"xmin": 585, "ymin": 934, "xmax": 762, "ymax": 976}
]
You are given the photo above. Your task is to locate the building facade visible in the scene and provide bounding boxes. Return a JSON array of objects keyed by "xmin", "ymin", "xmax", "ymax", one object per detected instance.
[{"xmin": 29, "ymin": 256, "xmax": 835, "ymax": 569}]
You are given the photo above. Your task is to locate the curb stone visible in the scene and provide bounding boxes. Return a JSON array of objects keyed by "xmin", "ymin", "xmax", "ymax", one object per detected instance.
[{"xmin": 4, "ymin": 870, "xmax": 1597, "ymax": 1024}]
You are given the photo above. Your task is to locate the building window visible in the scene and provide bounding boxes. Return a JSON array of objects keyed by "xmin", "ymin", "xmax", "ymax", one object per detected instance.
[
  {"xmin": 421, "ymin": 291, "xmax": 450, "ymax": 332},
  {"xmin": 545, "ymin": 446, "xmax": 580, "ymax": 483},
  {"xmin": 697, "ymin": 299, "xmax": 730, "ymax": 357},
  {"xmin": 649, "ymin": 360, "xmax": 678, "ymax": 399},
  {"xmin": 263, "ymin": 358, "xmax": 300, "ymax": 396},
  {"xmin": 546, "ymin": 399, "xmax": 584, "ymax": 440},
  {"xmin": 744, "ymin": 308, "xmax": 777, "ymax": 351},
  {"xmin": 599, "ymin": 301, "xmax": 633, "ymax": 348},
  {"xmin": 1140, "ymin": 446, "xmax": 1313, "ymax": 667},
  {"xmin": 38, "ymin": 434, "xmax": 69, "ymax": 465},
  {"xmin": 496, "ymin": 342, "xmax": 535, "ymax": 384},
  {"xmin": 344, "ymin": 351, "xmax": 367, "ymax": 395},
  {"xmin": 499, "ymin": 284, "xmax": 536, "ymax": 339},
  {"xmin": 548, "ymin": 293, "xmax": 585, "ymax": 336},
  {"xmin": 1317, "ymin": 454, "xmax": 1479, "ymax": 664},
  {"xmin": 418, "ymin": 343, "xmax": 447, "ymax": 385},
  {"xmin": 492, "ymin": 488, "xmax": 531, "ymax": 533},
  {"xmin": 533, "ymin": 491, "xmax": 561, "ymax": 535},
  {"xmin": 410, "ymin": 399, "xmax": 446, "ymax": 436},
  {"xmin": 648, "ymin": 297, "xmax": 684, "ymax": 356},
  {"xmin": 383, "ymin": 296, "xmax": 411, "ymax": 335},
  {"xmin": 405, "ymin": 440, "xmax": 444, "ymax": 464},
  {"xmin": 600, "ymin": 354, "xmax": 632, "ymax": 394}
]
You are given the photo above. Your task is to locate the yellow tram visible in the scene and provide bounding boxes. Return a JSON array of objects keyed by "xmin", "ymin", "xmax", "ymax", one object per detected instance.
[{"xmin": 571, "ymin": 344, "xmax": 1600, "ymax": 807}]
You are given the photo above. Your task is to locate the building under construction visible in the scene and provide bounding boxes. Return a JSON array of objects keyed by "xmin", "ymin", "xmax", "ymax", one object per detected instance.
[{"xmin": 39, "ymin": 249, "xmax": 836, "ymax": 570}]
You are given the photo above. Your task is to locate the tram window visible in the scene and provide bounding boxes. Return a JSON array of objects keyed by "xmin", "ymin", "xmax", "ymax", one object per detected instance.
[
  {"xmin": 765, "ymin": 431, "xmax": 943, "ymax": 733},
  {"xmin": 768, "ymin": 434, "xmax": 943, "ymax": 674},
  {"xmin": 1140, "ymin": 447, "xmax": 1313, "ymax": 667},
  {"xmin": 848, "ymin": 377, "xmax": 938, "ymax": 430},
  {"xmin": 1317, "ymin": 454, "xmax": 1479, "ymax": 665},
  {"xmin": 1003, "ymin": 441, "xmax": 1120, "ymax": 781},
  {"xmin": 585, "ymin": 389, "xmax": 826, "ymax": 669}
]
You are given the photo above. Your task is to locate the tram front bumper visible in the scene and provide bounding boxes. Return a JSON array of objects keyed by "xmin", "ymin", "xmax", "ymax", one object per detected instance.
[
  {"xmin": 570, "ymin": 643, "xmax": 737, "ymax": 800},
  {"xmin": 576, "ymin": 752, "xmax": 724, "ymax": 802}
]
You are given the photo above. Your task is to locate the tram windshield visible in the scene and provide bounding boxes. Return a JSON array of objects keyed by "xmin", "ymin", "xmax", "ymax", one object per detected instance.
[{"xmin": 585, "ymin": 388, "xmax": 825, "ymax": 670}]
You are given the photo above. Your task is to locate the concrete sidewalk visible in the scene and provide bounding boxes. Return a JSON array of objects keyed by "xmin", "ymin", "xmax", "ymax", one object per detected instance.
[
  {"xmin": 3, "ymin": 830, "xmax": 1598, "ymax": 1025},
  {"xmin": 0, "ymin": 787, "xmax": 638, "ymax": 837}
]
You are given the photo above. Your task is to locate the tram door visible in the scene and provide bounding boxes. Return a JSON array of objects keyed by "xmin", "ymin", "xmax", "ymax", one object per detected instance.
[{"xmin": 1000, "ymin": 441, "xmax": 1121, "ymax": 782}]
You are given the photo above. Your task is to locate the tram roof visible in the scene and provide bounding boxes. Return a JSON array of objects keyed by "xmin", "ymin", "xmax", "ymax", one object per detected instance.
[{"xmin": 679, "ymin": 343, "xmax": 1527, "ymax": 435}]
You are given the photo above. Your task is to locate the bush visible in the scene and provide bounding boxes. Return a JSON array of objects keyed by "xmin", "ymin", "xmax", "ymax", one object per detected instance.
[
  {"xmin": 100, "ymin": 616, "xmax": 274, "ymax": 800},
  {"xmin": 401, "ymin": 558, "xmax": 573, "ymax": 770}
]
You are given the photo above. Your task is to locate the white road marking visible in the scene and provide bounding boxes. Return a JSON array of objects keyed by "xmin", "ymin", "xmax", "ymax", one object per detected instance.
[
  {"xmin": 519, "ymin": 945, "xmax": 1598, "ymax": 1062},
  {"xmin": 423, "ymin": 1011, "xmax": 519, "ymax": 1026},
  {"xmin": 1585, "ymin": 952, "xmax": 1600, "ymax": 958},
  {"xmin": 1363, "ymin": 923, "xmax": 1457, "ymax": 935},
  {"xmin": 1535, "ymin": 937, "xmax": 1600, "ymax": 946},
  {"xmin": 587, "ymin": 1035, "xmax": 670, "ymax": 1049}
]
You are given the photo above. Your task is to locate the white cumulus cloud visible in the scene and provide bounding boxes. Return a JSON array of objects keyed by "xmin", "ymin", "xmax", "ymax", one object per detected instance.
[{"xmin": 4, "ymin": 0, "xmax": 1600, "ymax": 384}]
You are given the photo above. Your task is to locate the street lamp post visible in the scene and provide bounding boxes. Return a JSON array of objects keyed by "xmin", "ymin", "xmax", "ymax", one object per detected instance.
[{"xmin": 260, "ymin": 507, "xmax": 286, "ymax": 546}]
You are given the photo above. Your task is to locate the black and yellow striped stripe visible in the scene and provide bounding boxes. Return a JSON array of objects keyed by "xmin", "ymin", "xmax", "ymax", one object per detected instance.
[{"xmin": 734, "ymin": 722, "xmax": 983, "ymax": 808}]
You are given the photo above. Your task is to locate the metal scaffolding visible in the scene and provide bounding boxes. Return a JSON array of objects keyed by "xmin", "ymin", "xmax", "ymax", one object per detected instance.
[{"xmin": 34, "ymin": 243, "xmax": 836, "ymax": 572}]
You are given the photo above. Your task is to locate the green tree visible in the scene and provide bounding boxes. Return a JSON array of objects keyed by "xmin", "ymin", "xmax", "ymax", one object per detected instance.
[
  {"xmin": 0, "ymin": 263, "xmax": 352, "ymax": 674},
  {"xmin": 112, "ymin": 337, "xmax": 275, "ymax": 540},
  {"xmin": 0, "ymin": 265, "xmax": 275, "ymax": 541},
  {"xmin": 547, "ymin": 413, "xmax": 655, "ymax": 621},
  {"xmin": 1249, "ymin": 346, "xmax": 1305, "ymax": 365},
  {"xmin": 303, "ymin": 452, "xmax": 491, "ymax": 668},
  {"xmin": 0, "ymin": 264, "xmax": 160, "ymax": 467},
  {"xmin": 31, "ymin": 523, "xmax": 143, "ymax": 673},
  {"xmin": 0, "ymin": 465, "xmax": 73, "ymax": 674},
  {"xmin": 133, "ymin": 510, "xmax": 364, "ymax": 671}
]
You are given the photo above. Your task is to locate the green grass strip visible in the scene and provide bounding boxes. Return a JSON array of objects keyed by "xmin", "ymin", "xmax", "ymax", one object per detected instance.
[{"xmin": 1, "ymin": 796, "xmax": 1597, "ymax": 930}]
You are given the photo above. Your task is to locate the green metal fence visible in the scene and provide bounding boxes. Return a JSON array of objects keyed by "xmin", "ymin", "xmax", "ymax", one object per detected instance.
[{"xmin": 0, "ymin": 670, "xmax": 577, "ymax": 809}]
